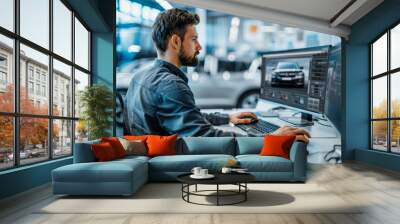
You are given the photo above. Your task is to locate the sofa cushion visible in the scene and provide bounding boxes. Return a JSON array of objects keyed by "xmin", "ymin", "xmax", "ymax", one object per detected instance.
[
  {"xmin": 101, "ymin": 137, "xmax": 127, "ymax": 158},
  {"xmin": 114, "ymin": 155, "xmax": 150, "ymax": 164},
  {"xmin": 260, "ymin": 135, "xmax": 296, "ymax": 159},
  {"xmin": 236, "ymin": 137, "xmax": 263, "ymax": 155},
  {"xmin": 118, "ymin": 138, "xmax": 147, "ymax": 156},
  {"xmin": 236, "ymin": 155, "xmax": 293, "ymax": 172},
  {"xmin": 148, "ymin": 154, "xmax": 235, "ymax": 172},
  {"xmin": 52, "ymin": 158, "xmax": 147, "ymax": 183},
  {"xmin": 177, "ymin": 137, "xmax": 235, "ymax": 155},
  {"xmin": 91, "ymin": 142, "xmax": 118, "ymax": 162},
  {"xmin": 73, "ymin": 140, "xmax": 101, "ymax": 163},
  {"xmin": 146, "ymin": 134, "xmax": 177, "ymax": 157}
]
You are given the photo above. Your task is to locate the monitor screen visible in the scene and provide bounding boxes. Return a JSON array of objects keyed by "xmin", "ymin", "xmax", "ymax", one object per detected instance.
[
  {"xmin": 260, "ymin": 47, "xmax": 330, "ymax": 114},
  {"xmin": 264, "ymin": 57, "xmax": 311, "ymax": 99}
]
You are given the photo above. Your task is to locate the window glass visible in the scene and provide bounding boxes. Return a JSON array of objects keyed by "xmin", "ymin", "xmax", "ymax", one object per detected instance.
[
  {"xmin": 74, "ymin": 18, "xmax": 89, "ymax": 70},
  {"xmin": 0, "ymin": 35, "xmax": 14, "ymax": 113},
  {"xmin": 372, "ymin": 76, "xmax": 387, "ymax": 119},
  {"xmin": 53, "ymin": 0, "xmax": 72, "ymax": 60},
  {"xmin": 391, "ymin": 24, "xmax": 400, "ymax": 70},
  {"xmin": 53, "ymin": 59, "xmax": 72, "ymax": 116},
  {"xmin": 0, "ymin": 0, "xmax": 14, "ymax": 31},
  {"xmin": 20, "ymin": 0, "xmax": 49, "ymax": 49},
  {"xmin": 20, "ymin": 44, "xmax": 49, "ymax": 115},
  {"xmin": 53, "ymin": 119, "xmax": 72, "ymax": 157},
  {"xmin": 372, "ymin": 33, "xmax": 387, "ymax": 76},
  {"xmin": 0, "ymin": 116, "xmax": 14, "ymax": 170},
  {"xmin": 20, "ymin": 117, "xmax": 49, "ymax": 165},
  {"xmin": 74, "ymin": 69, "xmax": 89, "ymax": 118},
  {"xmin": 391, "ymin": 120, "xmax": 400, "ymax": 153},
  {"xmin": 391, "ymin": 72, "xmax": 400, "ymax": 118},
  {"xmin": 372, "ymin": 121, "xmax": 388, "ymax": 151}
]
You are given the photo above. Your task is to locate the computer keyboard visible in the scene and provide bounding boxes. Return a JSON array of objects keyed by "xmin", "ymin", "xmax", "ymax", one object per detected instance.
[{"xmin": 236, "ymin": 119, "xmax": 280, "ymax": 136}]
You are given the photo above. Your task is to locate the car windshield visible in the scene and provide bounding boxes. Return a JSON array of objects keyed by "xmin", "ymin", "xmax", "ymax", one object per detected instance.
[{"xmin": 277, "ymin": 62, "xmax": 299, "ymax": 69}]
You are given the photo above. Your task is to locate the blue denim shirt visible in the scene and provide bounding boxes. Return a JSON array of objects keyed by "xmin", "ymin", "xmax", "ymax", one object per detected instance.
[{"xmin": 125, "ymin": 59, "xmax": 243, "ymax": 137}]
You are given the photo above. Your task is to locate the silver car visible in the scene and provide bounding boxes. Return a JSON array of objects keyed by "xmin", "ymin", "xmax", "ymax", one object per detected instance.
[
  {"xmin": 116, "ymin": 56, "xmax": 261, "ymax": 109},
  {"xmin": 187, "ymin": 56, "xmax": 261, "ymax": 109}
]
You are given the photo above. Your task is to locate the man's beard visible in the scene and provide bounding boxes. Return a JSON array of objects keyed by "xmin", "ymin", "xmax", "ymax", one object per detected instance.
[{"xmin": 178, "ymin": 48, "xmax": 199, "ymax": 66}]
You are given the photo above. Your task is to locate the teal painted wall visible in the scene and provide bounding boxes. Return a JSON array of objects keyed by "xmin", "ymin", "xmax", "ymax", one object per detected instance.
[
  {"xmin": 92, "ymin": 32, "xmax": 115, "ymax": 136},
  {"xmin": 0, "ymin": 158, "xmax": 72, "ymax": 199},
  {"xmin": 344, "ymin": 0, "xmax": 400, "ymax": 171}
]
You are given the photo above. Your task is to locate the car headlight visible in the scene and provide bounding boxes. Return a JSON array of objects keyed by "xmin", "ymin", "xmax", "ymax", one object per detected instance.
[{"xmin": 295, "ymin": 73, "xmax": 304, "ymax": 79}]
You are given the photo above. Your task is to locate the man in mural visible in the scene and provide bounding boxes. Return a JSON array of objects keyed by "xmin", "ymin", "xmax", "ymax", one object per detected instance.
[{"xmin": 126, "ymin": 8, "xmax": 310, "ymax": 141}]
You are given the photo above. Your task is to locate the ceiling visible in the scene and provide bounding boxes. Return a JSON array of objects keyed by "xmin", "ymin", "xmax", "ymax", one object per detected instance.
[{"xmin": 169, "ymin": 0, "xmax": 384, "ymax": 38}]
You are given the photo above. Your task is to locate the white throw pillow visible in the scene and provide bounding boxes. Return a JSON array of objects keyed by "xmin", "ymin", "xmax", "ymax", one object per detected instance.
[{"xmin": 118, "ymin": 137, "xmax": 147, "ymax": 156}]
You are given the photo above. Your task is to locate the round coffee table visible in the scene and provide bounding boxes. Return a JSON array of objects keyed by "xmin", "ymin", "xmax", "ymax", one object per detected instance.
[{"xmin": 177, "ymin": 173, "xmax": 255, "ymax": 206}]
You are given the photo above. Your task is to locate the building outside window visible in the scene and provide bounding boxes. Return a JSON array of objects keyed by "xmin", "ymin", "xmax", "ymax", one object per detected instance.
[
  {"xmin": 28, "ymin": 81, "xmax": 34, "ymax": 94},
  {"xmin": 0, "ymin": 0, "xmax": 92, "ymax": 170},
  {"xmin": 42, "ymin": 85, "xmax": 46, "ymax": 97},
  {"xmin": 36, "ymin": 83, "xmax": 40, "ymax": 95},
  {"xmin": 0, "ymin": 71, "xmax": 6, "ymax": 84},
  {"xmin": 28, "ymin": 67, "xmax": 34, "ymax": 80},
  {"xmin": 35, "ymin": 70, "xmax": 40, "ymax": 81},
  {"xmin": 0, "ymin": 54, "xmax": 7, "ymax": 67}
]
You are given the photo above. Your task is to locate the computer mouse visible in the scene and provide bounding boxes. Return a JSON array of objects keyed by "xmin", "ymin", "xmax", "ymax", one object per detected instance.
[{"xmin": 245, "ymin": 117, "xmax": 258, "ymax": 123}]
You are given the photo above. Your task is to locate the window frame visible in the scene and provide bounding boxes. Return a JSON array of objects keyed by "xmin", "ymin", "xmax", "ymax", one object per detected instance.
[
  {"xmin": 0, "ymin": 0, "xmax": 92, "ymax": 171},
  {"xmin": 370, "ymin": 20, "xmax": 400, "ymax": 154}
]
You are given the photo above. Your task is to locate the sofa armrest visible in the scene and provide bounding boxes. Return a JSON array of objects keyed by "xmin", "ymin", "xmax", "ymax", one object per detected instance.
[
  {"xmin": 73, "ymin": 140, "xmax": 100, "ymax": 163},
  {"xmin": 289, "ymin": 141, "xmax": 308, "ymax": 181}
]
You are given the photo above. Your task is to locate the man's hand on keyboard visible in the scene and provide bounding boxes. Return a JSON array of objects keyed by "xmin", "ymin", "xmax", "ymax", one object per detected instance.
[
  {"xmin": 229, "ymin": 112, "xmax": 258, "ymax": 125},
  {"xmin": 270, "ymin": 126, "xmax": 311, "ymax": 143}
]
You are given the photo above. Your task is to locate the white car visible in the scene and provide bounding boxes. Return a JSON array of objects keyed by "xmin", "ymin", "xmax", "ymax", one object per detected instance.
[{"xmin": 117, "ymin": 56, "xmax": 262, "ymax": 109}]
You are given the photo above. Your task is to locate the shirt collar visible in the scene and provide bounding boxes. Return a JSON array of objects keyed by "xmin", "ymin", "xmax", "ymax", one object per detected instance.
[{"xmin": 155, "ymin": 59, "xmax": 188, "ymax": 83}]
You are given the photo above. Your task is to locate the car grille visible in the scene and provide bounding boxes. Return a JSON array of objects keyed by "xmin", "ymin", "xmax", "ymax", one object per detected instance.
[{"xmin": 278, "ymin": 72, "xmax": 296, "ymax": 77}]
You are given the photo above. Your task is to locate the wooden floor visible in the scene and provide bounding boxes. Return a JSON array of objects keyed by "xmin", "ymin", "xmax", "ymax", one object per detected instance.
[{"xmin": 1, "ymin": 162, "xmax": 400, "ymax": 224}]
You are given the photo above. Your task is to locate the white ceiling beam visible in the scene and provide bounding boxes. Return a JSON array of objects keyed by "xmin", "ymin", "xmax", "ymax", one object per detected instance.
[
  {"xmin": 330, "ymin": 0, "xmax": 368, "ymax": 28},
  {"xmin": 169, "ymin": 0, "xmax": 351, "ymax": 38}
]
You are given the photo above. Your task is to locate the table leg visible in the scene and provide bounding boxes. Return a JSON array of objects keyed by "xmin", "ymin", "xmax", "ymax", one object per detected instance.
[
  {"xmin": 195, "ymin": 184, "xmax": 197, "ymax": 192},
  {"xmin": 245, "ymin": 183, "xmax": 247, "ymax": 201},
  {"xmin": 217, "ymin": 184, "xmax": 219, "ymax": 206},
  {"xmin": 187, "ymin": 184, "xmax": 190, "ymax": 202}
]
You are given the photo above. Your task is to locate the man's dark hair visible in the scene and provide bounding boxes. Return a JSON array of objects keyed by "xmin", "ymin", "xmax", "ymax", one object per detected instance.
[{"xmin": 152, "ymin": 8, "xmax": 199, "ymax": 54}]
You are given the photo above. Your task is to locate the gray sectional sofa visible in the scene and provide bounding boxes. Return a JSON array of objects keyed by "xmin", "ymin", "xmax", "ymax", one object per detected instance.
[{"xmin": 52, "ymin": 137, "xmax": 307, "ymax": 196}]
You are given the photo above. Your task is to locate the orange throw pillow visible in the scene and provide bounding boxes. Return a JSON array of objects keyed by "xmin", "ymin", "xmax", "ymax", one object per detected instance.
[
  {"xmin": 91, "ymin": 142, "xmax": 117, "ymax": 161},
  {"xmin": 101, "ymin": 137, "xmax": 127, "ymax": 158},
  {"xmin": 146, "ymin": 134, "xmax": 177, "ymax": 157},
  {"xmin": 124, "ymin": 135, "xmax": 148, "ymax": 142},
  {"xmin": 260, "ymin": 135, "xmax": 296, "ymax": 159}
]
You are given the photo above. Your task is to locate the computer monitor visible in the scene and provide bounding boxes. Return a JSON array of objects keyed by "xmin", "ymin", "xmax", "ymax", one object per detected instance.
[
  {"xmin": 324, "ymin": 44, "xmax": 342, "ymax": 131},
  {"xmin": 260, "ymin": 46, "xmax": 331, "ymax": 115}
]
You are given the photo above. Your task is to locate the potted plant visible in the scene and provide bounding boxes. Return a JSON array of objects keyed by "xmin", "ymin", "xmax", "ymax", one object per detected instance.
[{"xmin": 79, "ymin": 84, "xmax": 113, "ymax": 140}]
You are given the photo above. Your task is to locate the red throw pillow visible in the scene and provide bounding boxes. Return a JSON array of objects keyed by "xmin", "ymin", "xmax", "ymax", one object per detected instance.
[
  {"xmin": 260, "ymin": 135, "xmax": 296, "ymax": 159},
  {"xmin": 146, "ymin": 134, "xmax": 177, "ymax": 157},
  {"xmin": 101, "ymin": 137, "xmax": 126, "ymax": 158},
  {"xmin": 91, "ymin": 142, "xmax": 118, "ymax": 161}
]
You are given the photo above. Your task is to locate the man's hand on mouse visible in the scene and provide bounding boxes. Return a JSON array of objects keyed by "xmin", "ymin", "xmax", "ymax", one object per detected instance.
[
  {"xmin": 270, "ymin": 126, "xmax": 311, "ymax": 143},
  {"xmin": 229, "ymin": 112, "xmax": 258, "ymax": 125},
  {"xmin": 229, "ymin": 112, "xmax": 311, "ymax": 143}
]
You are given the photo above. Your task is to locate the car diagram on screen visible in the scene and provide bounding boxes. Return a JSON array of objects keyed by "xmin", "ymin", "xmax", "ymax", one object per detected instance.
[
  {"xmin": 271, "ymin": 62, "xmax": 306, "ymax": 87},
  {"xmin": 265, "ymin": 58, "xmax": 310, "ymax": 94}
]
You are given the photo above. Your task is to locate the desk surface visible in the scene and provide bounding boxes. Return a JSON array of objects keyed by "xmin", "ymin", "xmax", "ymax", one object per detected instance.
[
  {"xmin": 201, "ymin": 99, "xmax": 342, "ymax": 164},
  {"xmin": 202, "ymin": 108, "xmax": 339, "ymax": 138}
]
